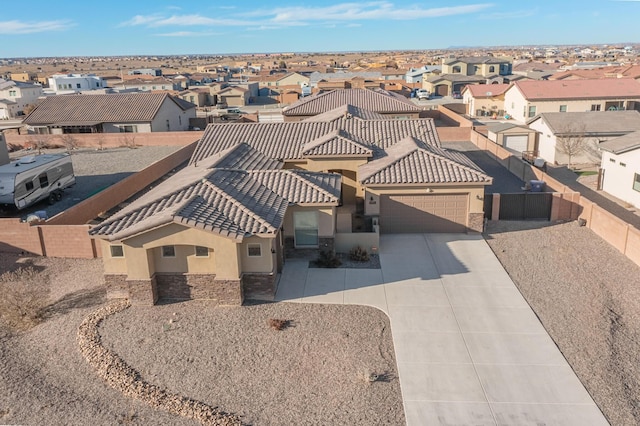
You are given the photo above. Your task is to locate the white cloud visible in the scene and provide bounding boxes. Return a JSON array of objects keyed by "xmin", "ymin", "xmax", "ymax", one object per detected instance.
[
  {"xmin": 481, "ymin": 9, "xmax": 537, "ymax": 19},
  {"xmin": 0, "ymin": 19, "xmax": 72, "ymax": 34},
  {"xmin": 154, "ymin": 31, "xmax": 219, "ymax": 37},
  {"xmin": 120, "ymin": 2, "xmax": 494, "ymax": 30}
]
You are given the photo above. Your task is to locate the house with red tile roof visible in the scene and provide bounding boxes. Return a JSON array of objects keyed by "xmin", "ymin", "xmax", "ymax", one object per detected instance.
[
  {"xmin": 504, "ymin": 78, "xmax": 640, "ymax": 122},
  {"xmin": 549, "ymin": 64, "xmax": 640, "ymax": 81}
]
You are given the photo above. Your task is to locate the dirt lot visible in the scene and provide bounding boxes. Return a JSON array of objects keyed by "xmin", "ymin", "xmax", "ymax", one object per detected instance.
[
  {"xmin": 0, "ymin": 254, "xmax": 403, "ymax": 426},
  {"xmin": 485, "ymin": 220, "xmax": 640, "ymax": 426}
]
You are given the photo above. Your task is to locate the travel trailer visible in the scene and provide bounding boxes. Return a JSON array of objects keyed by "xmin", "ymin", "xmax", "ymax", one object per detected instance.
[{"xmin": 0, "ymin": 154, "xmax": 75, "ymax": 211}]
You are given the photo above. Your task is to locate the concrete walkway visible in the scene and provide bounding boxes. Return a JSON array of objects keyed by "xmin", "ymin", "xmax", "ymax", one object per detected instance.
[{"xmin": 275, "ymin": 234, "xmax": 609, "ymax": 426}]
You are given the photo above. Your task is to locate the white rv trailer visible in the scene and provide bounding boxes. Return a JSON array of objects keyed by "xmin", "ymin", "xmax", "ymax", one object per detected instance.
[{"xmin": 0, "ymin": 154, "xmax": 75, "ymax": 211}]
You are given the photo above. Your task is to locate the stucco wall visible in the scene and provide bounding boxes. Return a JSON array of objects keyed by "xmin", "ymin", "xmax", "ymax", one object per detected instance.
[
  {"xmin": 150, "ymin": 98, "xmax": 196, "ymax": 131},
  {"xmin": 239, "ymin": 235, "xmax": 277, "ymax": 273},
  {"xmin": 283, "ymin": 205, "xmax": 335, "ymax": 239},
  {"xmin": 601, "ymin": 149, "xmax": 640, "ymax": 209}
]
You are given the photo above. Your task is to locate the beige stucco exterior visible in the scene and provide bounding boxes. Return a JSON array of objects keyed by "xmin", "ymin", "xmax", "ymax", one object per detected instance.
[
  {"xmin": 283, "ymin": 205, "xmax": 336, "ymax": 240},
  {"xmin": 463, "ymin": 90, "xmax": 506, "ymax": 117}
]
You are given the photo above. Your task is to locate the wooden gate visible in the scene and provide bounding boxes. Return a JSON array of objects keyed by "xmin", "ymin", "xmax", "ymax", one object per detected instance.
[{"xmin": 498, "ymin": 193, "xmax": 552, "ymax": 220}]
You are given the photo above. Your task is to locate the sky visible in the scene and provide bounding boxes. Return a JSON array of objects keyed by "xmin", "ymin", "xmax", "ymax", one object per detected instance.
[{"xmin": 1, "ymin": 1, "xmax": 639, "ymax": 57}]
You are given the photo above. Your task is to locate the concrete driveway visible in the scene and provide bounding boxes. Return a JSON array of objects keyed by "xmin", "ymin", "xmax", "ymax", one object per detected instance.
[{"xmin": 275, "ymin": 234, "xmax": 609, "ymax": 426}]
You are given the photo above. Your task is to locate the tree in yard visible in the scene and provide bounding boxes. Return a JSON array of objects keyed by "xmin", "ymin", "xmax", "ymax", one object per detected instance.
[
  {"xmin": 27, "ymin": 135, "xmax": 50, "ymax": 154},
  {"xmin": 556, "ymin": 121, "xmax": 588, "ymax": 168},
  {"xmin": 59, "ymin": 133, "xmax": 79, "ymax": 152}
]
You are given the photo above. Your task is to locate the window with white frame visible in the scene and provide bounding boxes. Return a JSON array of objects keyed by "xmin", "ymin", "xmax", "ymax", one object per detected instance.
[
  {"xmin": 634, "ymin": 173, "xmax": 640, "ymax": 192},
  {"xmin": 527, "ymin": 105, "xmax": 536, "ymax": 118},
  {"xmin": 294, "ymin": 211, "xmax": 319, "ymax": 247},
  {"xmin": 110, "ymin": 245, "xmax": 124, "ymax": 257},
  {"xmin": 162, "ymin": 245, "xmax": 176, "ymax": 257}
]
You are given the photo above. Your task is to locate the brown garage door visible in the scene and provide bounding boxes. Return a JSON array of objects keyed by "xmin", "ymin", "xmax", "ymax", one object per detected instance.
[{"xmin": 380, "ymin": 194, "xmax": 468, "ymax": 233}]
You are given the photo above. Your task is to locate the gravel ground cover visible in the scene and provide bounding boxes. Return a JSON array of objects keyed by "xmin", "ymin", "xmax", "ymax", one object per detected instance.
[
  {"xmin": 485, "ymin": 220, "xmax": 640, "ymax": 426},
  {"xmin": 0, "ymin": 253, "xmax": 403, "ymax": 426},
  {"xmin": 4, "ymin": 146, "xmax": 183, "ymax": 219}
]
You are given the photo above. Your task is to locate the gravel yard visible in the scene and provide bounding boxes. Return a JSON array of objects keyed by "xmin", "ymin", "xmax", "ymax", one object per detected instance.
[
  {"xmin": 4, "ymin": 146, "xmax": 183, "ymax": 219},
  {"xmin": 485, "ymin": 220, "xmax": 640, "ymax": 426},
  {"xmin": 0, "ymin": 254, "xmax": 402, "ymax": 426}
]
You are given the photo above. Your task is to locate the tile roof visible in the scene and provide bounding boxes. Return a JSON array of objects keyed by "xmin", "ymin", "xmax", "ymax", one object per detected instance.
[
  {"xmin": 512, "ymin": 78, "xmax": 640, "ymax": 101},
  {"xmin": 302, "ymin": 104, "xmax": 388, "ymax": 122},
  {"xmin": 463, "ymin": 83, "xmax": 510, "ymax": 98},
  {"xmin": 201, "ymin": 142, "xmax": 282, "ymax": 170},
  {"xmin": 282, "ymin": 88, "xmax": 419, "ymax": 116},
  {"xmin": 249, "ymin": 170, "xmax": 341, "ymax": 204},
  {"xmin": 23, "ymin": 93, "xmax": 195, "ymax": 125},
  {"xmin": 550, "ymin": 65, "xmax": 640, "ymax": 80},
  {"xmin": 302, "ymin": 129, "xmax": 373, "ymax": 158},
  {"xmin": 528, "ymin": 111, "xmax": 640, "ymax": 135},
  {"xmin": 190, "ymin": 117, "xmax": 440, "ymax": 164},
  {"xmin": 426, "ymin": 74, "xmax": 488, "ymax": 83},
  {"xmin": 485, "ymin": 122, "xmax": 535, "ymax": 133},
  {"xmin": 599, "ymin": 130, "xmax": 640, "ymax": 154},
  {"xmin": 358, "ymin": 136, "xmax": 492, "ymax": 185},
  {"xmin": 444, "ymin": 56, "xmax": 510, "ymax": 65}
]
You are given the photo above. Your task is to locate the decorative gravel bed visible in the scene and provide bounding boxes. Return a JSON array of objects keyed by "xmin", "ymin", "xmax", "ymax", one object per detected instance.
[
  {"xmin": 0, "ymin": 253, "xmax": 403, "ymax": 425},
  {"xmin": 485, "ymin": 220, "xmax": 640, "ymax": 426}
]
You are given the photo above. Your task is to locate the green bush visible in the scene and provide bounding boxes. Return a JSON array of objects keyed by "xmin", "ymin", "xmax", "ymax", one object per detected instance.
[
  {"xmin": 314, "ymin": 250, "xmax": 342, "ymax": 268},
  {"xmin": 349, "ymin": 246, "xmax": 370, "ymax": 262}
]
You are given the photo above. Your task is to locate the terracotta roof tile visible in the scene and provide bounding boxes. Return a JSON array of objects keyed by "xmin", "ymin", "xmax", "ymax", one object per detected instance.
[
  {"xmin": 249, "ymin": 170, "xmax": 341, "ymax": 204},
  {"xmin": 302, "ymin": 129, "xmax": 373, "ymax": 157},
  {"xmin": 512, "ymin": 78, "xmax": 640, "ymax": 101},
  {"xmin": 302, "ymin": 104, "xmax": 388, "ymax": 122}
]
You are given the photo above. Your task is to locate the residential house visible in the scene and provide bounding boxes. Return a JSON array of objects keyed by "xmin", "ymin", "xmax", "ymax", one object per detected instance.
[
  {"xmin": 405, "ymin": 66, "xmax": 440, "ymax": 84},
  {"xmin": 504, "ymin": 78, "xmax": 640, "ymax": 122},
  {"xmin": 308, "ymin": 71, "xmax": 383, "ymax": 88},
  {"xmin": 178, "ymin": 87, "xmax": 212, "ymax": 107},
  {"xmin": 23, "ymin": 92, "xmax": 196, "ymax": 134},
  {"xmin": 527, "ymin": 111, "xmax": 640, "ymax": 164},
  {"xmin": 214, "ymin": 83, "xmax": 259, "ymax": 107},
  {"xmin": 89, "ymin": 105, "xmax": 491, "ymax": 306},
  {"xmin": 424, "ymin": 56, "xmax": 513, "ymax": 96},
  {"xmin": 111, "ymin": 77, "xmax": 181, "ymax": 92},
  {"xmin": 47, "ymin": 74, "xmax": 107, "ymax": 94},
  {"xmin": 9, "ymin": 71, "xmax": 38, "ymax": 83},
  {"xmin": 282, "ymin": 88, "xmax": 421, "ymax": 121},
  {"xmin": 599, "ymin": 131, "xmax": 640, "ymax": 209},
  {"xmin": 250, "ymin": 72, "xmax": 309, "ymax": 88},
  {"xmin": 462, "ymin": 83, "xmax": 510, "ymax": 117},
  {"xmin": 549, "ymin": 64, "xmax": 640, "ymax": 81},
  {"xmin": 128, "ymin": 68, "xmax": 162, "ymax": 77},
  {"xmin": 0, "ymin": 79, "xmax": 44, "ymax": 117}
]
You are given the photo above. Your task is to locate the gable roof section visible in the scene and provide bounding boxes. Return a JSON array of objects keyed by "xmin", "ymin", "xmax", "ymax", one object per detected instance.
[
  {"xmin": 358, "ymin": 136, "xmax": 492, "ymax": 185},
  {"xmin": 463, "ymin": 83, "xmax": 510, "ymax": 98},
  {"xmin": 512, "ymin": 78, "xmax": 640, "ymax": 101},
  {"xmin": 201, "ymin": 142, "xmax": 282, "ymax": 170},
  {"xmin": 302, "ymin": 129, "xmax": 373, "ymax": 158},
  {"xmin": 528, "ymin": 111, "xmax": 640, "ymax": 135},
  {"xmin": 282, "ymin": 88, "xmax": 419, "ymax": 116},
  {"xmin": 302, "ymin": 104, "xmax": 388, "ymax": 122},
  {"xmin": 249, "ymin": 170, "xmax": 341, "ymax": 204},
  {"xmin": 597, "ymin": 131, "xmax": 640, "ymax": 155},
  {"xmin": 190, "ymin": 118, "xmax": 440, "ymax": 164},
  {"xmin": 23, "ymin": 93, "xmax": 194, "ymax": 125},
  {"xmin": 444, "ymin": 56, "xmax": 509, "ymax": 65}
]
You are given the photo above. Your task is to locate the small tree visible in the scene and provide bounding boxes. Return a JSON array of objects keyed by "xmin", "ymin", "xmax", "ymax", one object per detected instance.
[
  {"xmin": 120, "ymin": 134, "xmax": 137, "ymax": 149},
  {"xmin": 27, "ymin": 135, "xmax": 50, "ymax": 154},
  {"xmin": 95, "ymin": 134, "xmax": 106, "ymax": 151},
  {"xmin": 59, "ymin": 133, "xmax": 78, "ymax": 152},
  {"xmin": 556, "ymin": 121, "xmax": 587, "ymax": 168}
]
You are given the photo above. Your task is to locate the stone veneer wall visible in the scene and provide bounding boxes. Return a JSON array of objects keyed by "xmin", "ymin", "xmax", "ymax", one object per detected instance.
[
  {"xmin": 284, "ymin": 237, "xmax": 335, "ymax": 258},
  {"xmin": 104, "ymin": 274, "xmax": 158, "ymax": 306},
  {"xmin": 156, "ymin": 274, "xmax": 243, "ymax": 305},
  {"xmin": 242, "ymin": 273, "xmax": 277, "ymax": 301},
  {"xmin": 468, "ymin": 213, "xmax": 485, "ymax": 233}
]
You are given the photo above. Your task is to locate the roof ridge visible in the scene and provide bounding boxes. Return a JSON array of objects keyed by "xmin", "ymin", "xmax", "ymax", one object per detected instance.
[
  {"xmin": 202, "ymin": 173, "xmax": 278, "ymax": 232},
  {"xmin": 281, "ymin": 169, "xmax": 337, "ymax": 198},
  {"xmin": 418, "ymin": 145, "xmax": 487, "ymax": 177}
]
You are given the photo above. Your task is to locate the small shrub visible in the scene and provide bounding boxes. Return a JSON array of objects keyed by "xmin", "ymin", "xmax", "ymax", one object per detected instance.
[
  {"xmin": 349, "ymin": 246, "xmax": 370, "ymax": 262},
  {"xmin": 59, "ymin": 133, "xmax": 79, "ymax": 152},
  {"xmin": 268, "ymin": 318, "xmax": 290, "ymax": 331},
  {"xmin": 120, "ymin": 134, "xmax": 137, "ymax": 149},
  {"xmin": 0, "ymin": 266, "xmax": 49, "ymax": 331},
  {"xmin": 314, "ymin": 250, "xmax": 342, "ymax": 268}
]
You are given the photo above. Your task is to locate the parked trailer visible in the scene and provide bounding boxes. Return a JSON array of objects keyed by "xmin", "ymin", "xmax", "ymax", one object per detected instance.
[{"xmin": 0, "ymin": 153, "xmax": 75, "ymax": 210}]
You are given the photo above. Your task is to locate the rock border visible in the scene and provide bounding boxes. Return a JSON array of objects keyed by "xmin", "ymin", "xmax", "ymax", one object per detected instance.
[{"xmin": 77, "ymin": 300, "xmax": 242, "ymax": 426}]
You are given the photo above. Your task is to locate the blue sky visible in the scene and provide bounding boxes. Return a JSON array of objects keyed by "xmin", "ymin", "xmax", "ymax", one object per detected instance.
[{"xmin": 1, "ymin": 1, "xmax": 639, "ymax": 57}]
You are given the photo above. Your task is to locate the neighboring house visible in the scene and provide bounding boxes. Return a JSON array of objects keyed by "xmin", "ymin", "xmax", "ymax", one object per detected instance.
[
  {"xmin": 128, "ymin": 68, "xmax": 162, "ymax": 76},
  {"xmin": 9, "ymin": 71, "xmax": 38, "ymax": 83},
  {"xmin": 250, "ymin": 72, "xmax": 309, "ymax": 88},
  {"xmin": 0, "ymin": 99, "xmax": 18, "ymax": 119},
  {"xmin": 89, "ymin": 106, "xmax": 491, "ymax": 306},
  {"xmin": 215, "ymin": 86, "xmax": 250, "ymax": 107},
  {"xmin": 47, "ymin": 74, "xmax": 107, "ymax": 94},
  {"xmin": 504, "ymin": 78, "xmax": 640, "ymax": 122},
  {"xmin": 600, "ymin": 131, "xmax": 640, "ymax": 209},
  {"xmin": 549, "ymin": 64, "xmax": 640, "ymax": 81},
  {"xmin": 282, "ymin": 88, "xmax": 421, "ymax": 121},
  {"xmin": 485, "ymin": 122, "xmax": 538, "ymax": 153},
  {"xmin": 308, "ymin": 71, "xmax": 383, "ymax": 88},
  {"xmin": 405, "ymin": 66, "xmax": 440, "ymax": 84},
  {"xmin": 462, "ymin": 83, "xmax": 510, "ymax": 117},
  {"xmin": 111, "ymin": 77, "xmax": 181, "ymax": 92},
  {"xmin": 23, "ymin": 92, "xmax": 196, "ymax": 134},
  {"xmin": 527, "ymin": 111, "xmax": 640, "ymax": 164},
  {"xmin": 178, "ymin": 87, "xmax": 212, "ymax": 107},
  {"xmin": 424, "ymin": 57, "xmax": 514, "ymax": 96},
  {"xmin": 0, "ymin": 79, "xmax": 44, "ymax": 116}
]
